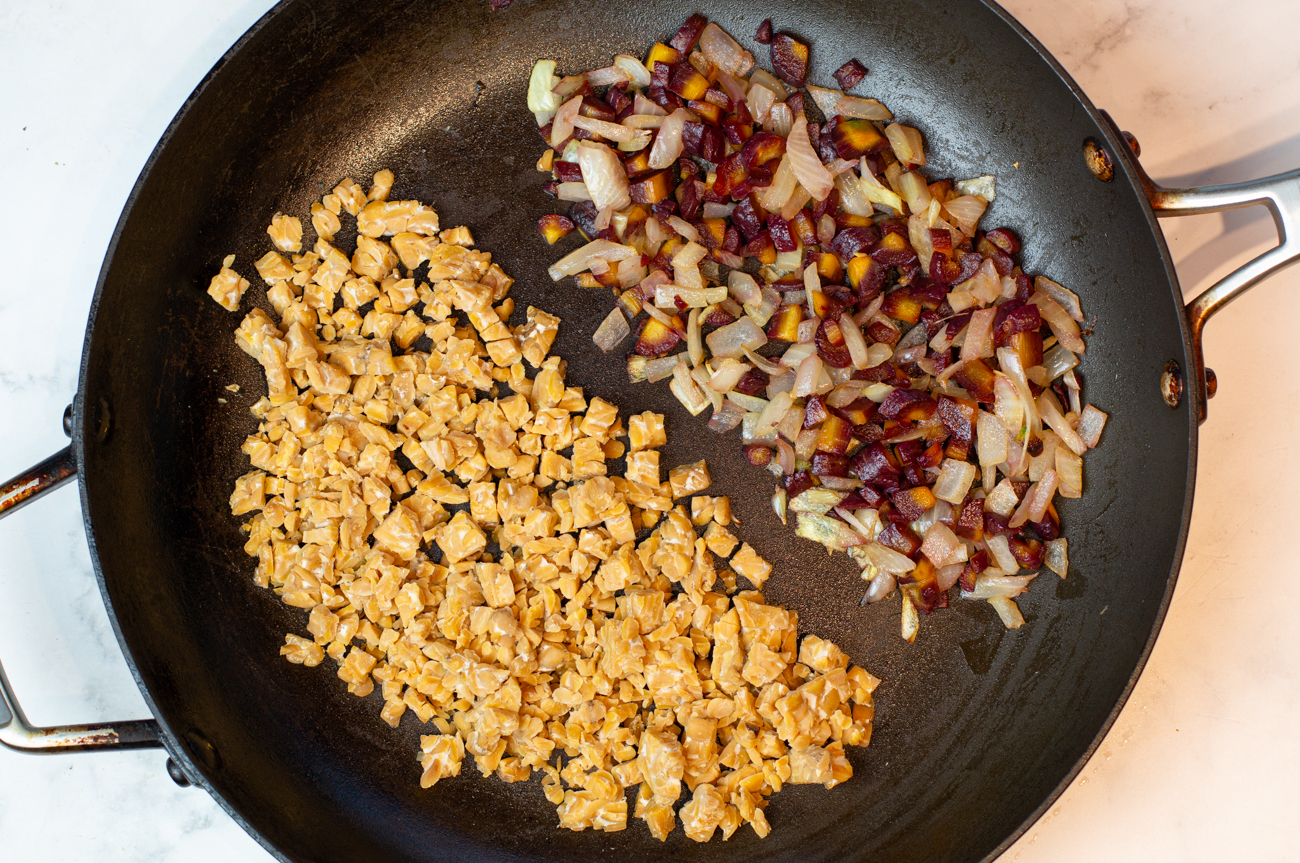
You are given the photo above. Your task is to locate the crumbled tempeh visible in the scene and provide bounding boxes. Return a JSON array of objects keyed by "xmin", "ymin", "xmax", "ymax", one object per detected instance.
[
  {"xmin": 218, "ymin": 170, "xmax": 877, "ymax": 845},
  {"xmin": 207, "ymin": 258, "xmax": 250, "ymax": 311},
  {"xmin": 668, "ymin": 460, "xmax": 711, "ymax": 499}
]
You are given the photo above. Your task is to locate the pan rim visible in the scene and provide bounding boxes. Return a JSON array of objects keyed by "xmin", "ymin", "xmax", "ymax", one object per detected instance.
[{"xmin": 69, "ymin": 1, "xmax": 1200, "ymax": 861}]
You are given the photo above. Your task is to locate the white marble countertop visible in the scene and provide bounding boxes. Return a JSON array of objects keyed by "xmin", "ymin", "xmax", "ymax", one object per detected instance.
[{"xmin": 2, "ymin": 1, "xmax": 1298, "ymax": 860}]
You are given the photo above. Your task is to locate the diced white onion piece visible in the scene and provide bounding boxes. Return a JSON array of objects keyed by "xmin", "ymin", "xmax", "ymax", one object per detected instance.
[
  {"xmin": 936, "ymin": 563, "xmax": 965, "ymax": 591},
  {"xmin": 885, "ymin": 123, "xmax": 926, "ymax": 166},
  {"xmin": 1041, "ymin": 342, "xmax": 1079, "ymax": 381},
  {"xmin": 997, "ymin": 347, "xmax": 1042, "ymax": 446},
  {"xmin": 585, "ymin": 65, "xmax": 631, "ymax": 86},
  {"xmin": 556, "ymin": 182, "xmax": 592, "ymax": 201},
  {"xmin": 956, "ymin": 175, "xmax": 996, "ymax": 201},
  {"xmin": 550, "ymin": 94, "xmax": 583, "ymax": 147},
  {"xmin": 827, "ymin": 380, "xmax": 870, "ymax": 408},
  {"xmin": 1029, "ymin": 290, "xmax": 1086, "ymax": 353},
  {"xmin": 574, "ymin": 141, "xmax": 631, "ymax": 212},
  {"xmin": 613, "ymin": 54, "xmax": 651, "ymax": 87},
  {"xmin": 834, "ymin": 170, "xmax": 873, "ymax": 217},
  {"xmin": 747, "ymin": 83, "xmax": 777, "ymax": 124},
  {"xmin": 781, "ymin": 341, "xmax": 816, "ymax": 368},
  {"xmin": 993, "ymin": 374, "xmax": 1024, "ymax": 435},
  {"xmin": 944, "ymin": 195, "xmax": 988, "ymax": 235},
  {"xmin": 687, "ymin": 308, "xmax": 705, "ymax": 367},
  {"xmin": 616, "ymin": 255, "xmax": 646, "ymax": 289},
  {"xmin": 527, "ymin": 60, "xmax": 561, "ymax": 122},
  {"xmin": 570, "ymin": 114, "xmax": 638, "ymax": 142},
  {"xmin": 703, "ymin": 201, "xmax": 736, "ymax": 219},
  {"xmin": 795, "ymin": 512, "xmax": 867, "ymax": 551},
  {"xmin": 1055, "ymin": 448, "xmax": 1083, "ymax": 498},
  {"xmin": 965, "ymin": 572, "xmax": 1037, "ymax": 600},
  {"xmin": 648, "ymin": 108, "xmax": 692, "ymax": 170},
  {"xmin": 707, "ymin": 316, "xmax": 768, "ymax": 359},
  {"xmin": 726, "ymin": 391, "xmax": 768, "ymax": 414},
  {"xmin": 901, "ymin": 593, "xmax": 920, "ymax": 642},
  {"xmin": 863, "ymin": 383, "xmax": 895, "ymax": 403},
  {"xmin": 984, "ymin": 534, "xmax": 1018, "ymax": 573},
  {"xmin": 1077, "ymin": 404, "xmax": 1108, "ymax": 448},
  {"xmin": 1029, "ymin": 431, "xmax": 1060, "ymax": 482},
  {"xmin": 838, "ymin": 313, "xmax": 871, "ymax": 370},
  {"xmin": 898, "ymin": 171, "xmax": 932, "ymax": 214},
  {"xmin": 592, "ymin": 306, "xmax": 630, "ymax": 352},
  {"xmin": 865, "ymin": 343, "xmax": 893, "ymax": 368},
  {"xmin": 728, "ymin": 270, "xmax": 761, "ymax": 305},
  {"xmin": 793, "ymin": 353, "xmax": 824, "ymax": 397},
  {"xmin": 865, "ymin": 542, "xmax": 917, "ymax": 574},
  {"xmin": 699, "ymin": 22, "xmax": 755, "ymax": 77},
  {"xmin": 755, "ymin": 390, "xmax": 793, "ymax": 436},
  {"xmin": 670, "ymin": 359, "xmax": 710, "ymax": 416},
  {"xmin": 858, "ymin": 158, "xmax": 905, "ymax": 213},
  {"xmin": 960, "ymin": 308, "xmax": 997, "ymax": 362},
  {"xmin": 962, "ymin": 258, "xmax": 1002, "ymax": 304},
  {"xmin": 1035, "ymin": 276, "xmax": 1084, "ymax": 321},
  {"xmin": 1009, "ymin": 469, "xmax": 1058, "ymax": 528},
  {"xmin": 765, "ymin": 102, "xmax": 794, "ymax": 137},
  {"xmin": 921, "ymin": 522, "xmax": 962, "ymax": 567},
  {"xmin": 984, "ymin": 479, "xmax": 1018, "ymax": 518},
  {"xmin": 632, "ymin": 94, "xmax": 667, "ymax": 117},
  {"xmin": 744, "ymin": 288, "xmax": 780, "ymax": 329},
  {"xmin": 976, "ymin": 410, "xmax": 1009, "ymax": 466},
  {"xmin": 667, "ymin": 215, "xmax": 701, "ymax": 242},
  {"xmin": 756, "ymin": 155, "xmax": 797, "ymax": 212},
  {"xmin": 712, "ymin": 356, "xmax": 754, "ymax": 392},
  {"xmin": 987, "ymin": 596, "xmax": 1025, "ymax": 629},
  {"xmin": 806, "ymin": 84, "xmax": 844, "ymax": 117},
  {"xmin": 787, "ymin": 116, "xmax": 834, "ymax": 201},
  {"xmin": 781, "ymin": 186, "xmax": 813, "ymax": 221},
  {"xmin": 672, "ymin": 241, "xmax": 708, "ymax": 289},
  {"xmin": 933, "ymin": 459, "xmax": 978, "ymax": 504},
  {"xmin": 547, "ymin": 239, "xmax": 637, "ymax": 280},
  {"xmin": 707, "ymin": 398, "xmax": 746, "ymax": 432},
  {"xmin": 623, "ymin": 114, "xmax": 667, "ymax": 130},
  {"xmin": 1037, "ymin": 391, "xmax": 1087, "ymax": 455},
  {"xmin": 835, "ymin": 95, "xmax": 893, "ymax": 121},
  {"xmin": 1045, "ymin": 538, "xmax": 1069, "ymax": 578}
]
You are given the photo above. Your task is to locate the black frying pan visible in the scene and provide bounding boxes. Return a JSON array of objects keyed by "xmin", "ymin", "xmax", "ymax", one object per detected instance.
[{"xmin": 2, "ymin": 1, "xmax": 1297, "ymax": 861}]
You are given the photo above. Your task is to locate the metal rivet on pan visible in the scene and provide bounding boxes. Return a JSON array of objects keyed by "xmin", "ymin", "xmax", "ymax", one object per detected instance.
[
  {"xmin": 1083, "ymin": 137, "xmax": 1114, "ymax": 182},
  {"xmin": 1160, "ymin": 360, "xmax": 1183, "ymax": 408},
  {"xmin": 1204, "ymin": 367, "xmax": 1217, "ymax": 398},
  {"xmin": 94, "ymin": 397, "xmax": 113, "ymax": 443},
  {"xmin": 183, "ymin": 730, "xmax": 221, "ymax": 772},
  {"xmin": 1121, "ymin": 130, "xmax": 1141, "ymax": 156},
  {"xmin": 62, "ymin": 404, "xmax": 73, "ymax": 438},
  {"xmin": 165, "ymin": 757, "xmax": 192, "ymax": 788}
]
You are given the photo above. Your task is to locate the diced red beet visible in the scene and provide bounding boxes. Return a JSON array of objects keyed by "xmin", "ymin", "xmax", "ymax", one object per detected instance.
[
  {"xmin": 633, "ymin": 315, "xmax": 683, "ymax": 357},
  {"xmin": 811, "ymin": 453, "xmax": 849, "ymax": 477},
  {"xmin": 865, "ymin": 317, "xmax": 901, "ymax": 347},
  {"xmin": 993, "ymin": 301, "xmax": 1042, "ymax": 345},
  {"xmin": 722, "ymin": 224, "xmax": 741, "ymax": 254},
  {"xmin": 605, "ymin": 84, "xmax": 633, "ymax": 114},
  {"xmin": 785, "ymin": 90, "xmax": 805, "ymax": 117},
  {"xmin": 849, "ymin": 443, "xmax": 900, "ymax": 489},
  {"xmin": 1014, "ymin": 272, "xmax": 1033, "ymax": 302},
  {"xmin": 651, "ymin": 199, "xmax": 678, "ymax": 222},
  {"xmin": 983, "ymin": 511, "xmax": 1015, "ymax": 537},
  {"xmin": 816, "ymin": 319, "xmax": 853, "ymax": 368},
  {"xmin": 785, "ymin": 469, "xmax": 816, "ymax": 499},
  {"xmin": 810, "ymin": 187, "xmax": 840, "ymax": 220},
  {"xmin": 743, "ymin": 444, "xmax": 773, "ymax": 467},
  {"xmin": 984, "ymin": 227, "xmax": 1020, "ymax": 255},
  {"xmin": 829, "ymin": 226, "xmax": 883, "ymax": 263},
  {"xmin": 682, "ymin": 121, "xmax": 724, "ymax": 163},
  {"xmin": 579, "ymin": 95, "xmax": 616, "ymax": 122},
  {"xmin": 568, "ymin": 200, "xmax": 600, "ymax": 239},
  {"xmin": 890, "ymin": 487, "xmax": 935, "ymax": 521},
  {"xmin": 734, "ymin": 369, "xmax": 769, "ymax": 396},
  {"xmin": 647, "ymin": 85, "xmax": 684, "ymax": 112},
  {"xmin": 745, "ymin": 231, "xmax": 777, "ymax": 263},
  {"xmin": 954, "ymin": 498, "xmax": 985, "ymax": 541},
  {"xmin": 852, "ymin": 422, "xmax": 885, "ymax": 444},
  {"xmin": 767, "ymin": 214, "xmax": 797, "ymax": 252},
  {"xmin": 877, "ymin": 522, "xmax": 921, "ymax": 557},
  {"xmin": 669, "ymin": 13, "xmax": 708, "ymax": 53},
  {"xmin": 712, "ymin": 152, "xmax": 748, "ymax": 199},
  {"xmin": 553, "ymin": 160, "xmax": 583, "ymax": 183},
  {"xmin": 488, "ymin": 0, "xmax": 512, "ymax": 11},
  {"xmin": 803, "ymin": 395, "xmax": 829, "ymax": 428},
  {"xmin": 769, "ymin": 33, "xmax": 810, "ymax": 87},
  {"xmin": 816, "ymin": 117, "xmax": 841, "ymax": 164},
  {"xmin": 703, "ymin": 87, "xmax": 732, "ymax": 111},
  {"xmin": 679, "ymin": 179, "xmax": 704, "ymax": 219},
  {"xmin": 541, "ymin": 180, "xmax": 558, "ymax": 198},
  {"xmin": 721, "ymin": 119, "xmax": 751, "ymax": 146},
  {"xmin": 731, "ymin": 196, "xmax": 765, "ymax": 242},
  {"xmin": 878, "ymin": 389, "xmax": 934, "ymax": 421},
  {"xmin": 1010, "ymin": 536, "xmax": 1045, "ymax": 569},
  {"xmin": 755, "ymin": 18, "xmax": 773, "ymax": 44},
  {"xmin": 833, "ymin": 58, "xmax": 868, "ymax": 90}
]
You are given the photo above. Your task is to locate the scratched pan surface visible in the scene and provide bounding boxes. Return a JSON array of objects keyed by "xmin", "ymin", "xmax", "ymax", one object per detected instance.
[{"xmin": 73, "ymin": 0, "xmax": 1194, "ymax": 861}]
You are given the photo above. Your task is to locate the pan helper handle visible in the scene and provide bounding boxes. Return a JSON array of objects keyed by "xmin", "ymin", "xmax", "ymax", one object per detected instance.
[
  {"xmin": 0, "ymin": 421, "xmax": 164, "ymax": 754},
  {"xmin": 1103, "ymin": 114, "xmax": 1300, "ymax": 422}
]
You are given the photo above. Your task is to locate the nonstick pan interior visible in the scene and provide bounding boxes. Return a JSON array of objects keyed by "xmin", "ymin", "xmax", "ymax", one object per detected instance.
[{"xmin": 76, "ymin": 1, "xmax": 1195, "ymax": 860}]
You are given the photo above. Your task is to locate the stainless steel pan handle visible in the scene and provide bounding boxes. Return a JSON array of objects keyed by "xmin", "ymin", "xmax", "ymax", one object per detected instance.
[
  {"xmin": 0, "ymin": 438, "xmax": 164, "ymax": 754},
  {"xmin": 1097, "ymin": 113, "xmax": 1300, "ymax": 422}
]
